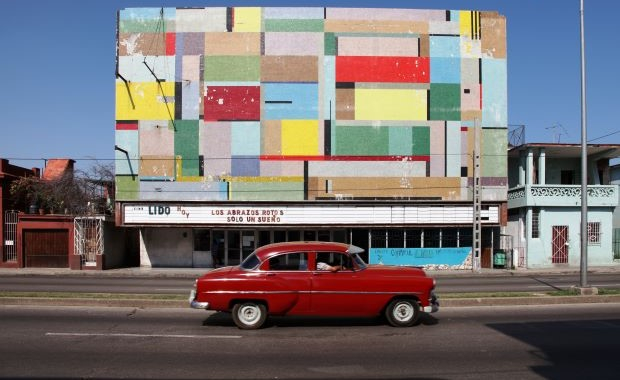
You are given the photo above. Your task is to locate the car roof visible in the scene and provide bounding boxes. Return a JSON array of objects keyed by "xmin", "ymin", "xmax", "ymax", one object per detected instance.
[{"xmin": 253, "ymin": 241, "xmax": 363, "ymax": 261}]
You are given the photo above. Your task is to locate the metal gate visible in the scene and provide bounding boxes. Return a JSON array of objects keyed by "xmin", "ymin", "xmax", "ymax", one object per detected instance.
[
  {"xmin": 74, "ymin": 217, "xmax": 103, "ymax": 267},
  {"xmin": 24, "ymin": 230, "xmax": 68, "ymax": 268},
  {"xmin": 3, "ymin": 210, "xmax": 18, "ymax": 262},
  {"xmin": 552, "ymin": 225, "xmax": 569, "ymax": 264}
]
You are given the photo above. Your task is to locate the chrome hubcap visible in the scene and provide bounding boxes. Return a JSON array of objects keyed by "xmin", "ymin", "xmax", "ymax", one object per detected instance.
[
  {"xmin": 239, "ymin": 305, "xmax": 260, "ymax": 324},
  {"xmin": 393, "ymin": 302, "xmax": 414, "ymax": 322}
]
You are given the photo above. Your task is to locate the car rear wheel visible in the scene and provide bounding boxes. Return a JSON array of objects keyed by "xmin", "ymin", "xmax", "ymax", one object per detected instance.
[
  {"xmin": 232, "ymin": 302, "xmax": 267, "ymax": 330},
  {"xmin": 385, "ymin": 299, "xmax": 420, "ymax": 327}
]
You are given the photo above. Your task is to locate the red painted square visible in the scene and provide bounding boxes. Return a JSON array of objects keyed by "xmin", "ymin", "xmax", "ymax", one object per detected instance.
[
  {"xmin": 116, "ymin": 121, "xmax": 138, "ymax": 130},
  {"xmin": 336, "ymin": 56, "xmax": 430, "ymax": 83},
  {"xmin": 166, "ymin": 33, "xmax": 175, "ymax": 55},
  {"xmin": 204, "ymin": 86, "xmax": 260, "ymax": 121}
]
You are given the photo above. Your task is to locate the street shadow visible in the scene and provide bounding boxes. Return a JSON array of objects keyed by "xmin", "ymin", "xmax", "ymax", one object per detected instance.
[
  {"xmin": 487, "ymin": 318, "xmax": 620, "ymax": 379},
  {"xmin": 528, "ymin": 275, "xmax": 564, "ymax": 291},
  {"xmin": 202, "ymin": 311, "xmax": 440, "ymax": 329}
]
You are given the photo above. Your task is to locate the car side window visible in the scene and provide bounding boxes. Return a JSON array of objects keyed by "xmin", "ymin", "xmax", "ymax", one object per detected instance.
[
  {"xmin": 316, "ymin": 252, "xmax": 352, "ymax": 270},
  {"xmin": 268, "ymin": 252, "xmax": 308, "ymax": 271}
]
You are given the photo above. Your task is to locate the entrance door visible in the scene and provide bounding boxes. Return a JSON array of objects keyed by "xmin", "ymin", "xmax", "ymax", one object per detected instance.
[
  {"xmin": 192, "ymin": 229, "xmax": 211, "ymax": 268},
  {"xmin": 227, "ymin": 230, "xmax": 241, "ymax": 266},
  {"xmin": 241, "ymin": 230, "xmax": 256, "ymax": 261},
  {"xmin": 212, "ymin": 231, "xmax": 225, "ymax": 267},
  {"xmin": 551, "ymin": 226, "xmax": 569, "ymax": 264}
]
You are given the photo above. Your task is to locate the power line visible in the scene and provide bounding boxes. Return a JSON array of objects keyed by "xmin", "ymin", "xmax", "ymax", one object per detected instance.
[{"xmin": 587, "ymin": 130, "xmax": 620, "ymax": 142}]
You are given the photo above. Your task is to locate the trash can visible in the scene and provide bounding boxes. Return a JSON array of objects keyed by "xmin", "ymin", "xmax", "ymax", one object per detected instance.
[{"xmin": 493, "ymin": 250, "xmax": 506, "ymax": 268}]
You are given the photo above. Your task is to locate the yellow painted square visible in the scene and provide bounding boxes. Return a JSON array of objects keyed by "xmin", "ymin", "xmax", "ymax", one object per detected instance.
[
  {"xmin": 116, "ymin": 82, "xmax": 175, "ymax": 120},
  {"xmin": 233, "ymin": 7, "xmax": 261, "ymax": 32},
  {"xmin": 355, "ymin": 89, "xmax": 427, "ymax": 121},
  {"xmin": 281, "ymin": 120, "xmax": 319, "ymax": 156},
  {"xmin": 460, "ymin": 10, "xmax": 472, "ymax": 38}
]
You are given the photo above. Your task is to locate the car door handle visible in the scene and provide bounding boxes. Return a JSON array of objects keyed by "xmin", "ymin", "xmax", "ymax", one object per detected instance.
[{"xmin": 267, "ymin": 273, "xmax": 276, "ymax": 277}]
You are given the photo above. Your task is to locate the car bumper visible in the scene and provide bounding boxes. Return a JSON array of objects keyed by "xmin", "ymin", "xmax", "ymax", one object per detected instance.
[
  {"xmin": 423, "ymin": 292, "xmax": 439, "ymax": 313},
  {"xmin": 188, "ymin": 289, "xmax": 210, "ymax": 309}
]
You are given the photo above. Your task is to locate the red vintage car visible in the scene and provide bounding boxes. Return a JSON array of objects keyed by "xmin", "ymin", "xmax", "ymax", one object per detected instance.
[{"xmin": 189, "ymin": 241, "xmax": 439, "ymax": 329}]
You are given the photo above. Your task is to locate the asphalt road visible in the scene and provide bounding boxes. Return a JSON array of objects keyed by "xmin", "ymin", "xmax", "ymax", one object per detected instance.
[
  {"xmin": 1, "ymin": 272, "xmax": 619, "ymax": 295},
  {"xmin": 1, "ymin": 303, "xmax": 619, "ymax": 379}
]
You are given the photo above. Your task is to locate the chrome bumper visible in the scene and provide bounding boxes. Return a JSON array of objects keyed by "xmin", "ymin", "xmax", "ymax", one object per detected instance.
[
  {"xmin": 423, "ymin": 291, "xmax": 439, "ymax": 313},
  {"xmin": 188, "ymin": 289, "xmax": 209, "ymax": 309}
]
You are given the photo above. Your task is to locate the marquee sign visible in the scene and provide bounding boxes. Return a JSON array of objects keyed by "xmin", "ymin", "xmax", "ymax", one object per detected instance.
[{"xmin": 122, "ymin": 204, "xmax": 499, "ymax": 226}]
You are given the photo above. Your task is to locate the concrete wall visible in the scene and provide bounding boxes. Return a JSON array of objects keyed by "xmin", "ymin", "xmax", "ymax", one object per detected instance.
[
  {"xmin": 612, "ymin": 165, "xmax": 620, "ymax": 229},
  {"xmin": 139, "ymin": 227, "xmax": 193, "ymax": 267},
  {"xmin": 526, "ymin": 207, "xmax": 616, "ymax": 268}
]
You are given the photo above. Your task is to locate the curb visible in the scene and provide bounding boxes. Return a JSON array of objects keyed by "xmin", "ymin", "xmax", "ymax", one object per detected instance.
[
  {"xmin": 439, "ymin": 294, "xmax": 620, "ymax": 307},
  {"xmin": 2, "ymin": 294, "xmax": 620, "ymax": 308},
  {"xmin": 0, "ymin": 297, "xmax": 187, "ymax": 308}
]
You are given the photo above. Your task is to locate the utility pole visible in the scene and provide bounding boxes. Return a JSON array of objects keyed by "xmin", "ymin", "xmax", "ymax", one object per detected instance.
[
  {"xmin": 472, "ymin": 122, "xmax": 482, "ymax": 272},
  {"xmin": 578, "ymin": 0, "xmax": 595, "ymax": 294}
]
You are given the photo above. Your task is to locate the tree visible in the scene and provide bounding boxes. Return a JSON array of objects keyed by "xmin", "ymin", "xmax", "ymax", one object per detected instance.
[{"xmin": 9, "ymin": 161, "xmax": 114, "ymax": 215}]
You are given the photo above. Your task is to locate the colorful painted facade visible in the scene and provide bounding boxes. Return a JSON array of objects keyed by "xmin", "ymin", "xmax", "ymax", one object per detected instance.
[{"xmin": 115, "ymin": 7, "xmax": 507, "ymax": 203}]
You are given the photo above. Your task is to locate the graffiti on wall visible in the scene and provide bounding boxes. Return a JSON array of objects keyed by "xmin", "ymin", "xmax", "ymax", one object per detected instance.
[{"xmin": 369, "ymin": 247, "xmax": 472, "ymax": 269}]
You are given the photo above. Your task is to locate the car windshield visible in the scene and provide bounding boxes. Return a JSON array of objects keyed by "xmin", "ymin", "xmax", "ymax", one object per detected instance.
[
  {"xmin": 350, "ymin": 252, "xmax": 367, "ymax": 270},
  {"xmin": 239, "ymin": 252, "xmax": 261, "ymax": 270}
]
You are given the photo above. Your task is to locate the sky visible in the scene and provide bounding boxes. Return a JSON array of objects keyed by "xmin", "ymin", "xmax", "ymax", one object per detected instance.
[{"xmin": 1, "ymin": 0, "xmax": 618, "ymax": 172}]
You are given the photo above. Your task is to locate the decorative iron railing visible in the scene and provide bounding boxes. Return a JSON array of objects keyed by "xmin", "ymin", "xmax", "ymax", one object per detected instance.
[{"xmin": 508, "ymin": 185, "xmax": 618, "ymax": 208}]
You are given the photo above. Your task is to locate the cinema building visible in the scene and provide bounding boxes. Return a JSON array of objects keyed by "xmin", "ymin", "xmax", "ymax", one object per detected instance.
[{"xmin": 114, "ymin": 7, "xmax": 507, "ymax": 269}]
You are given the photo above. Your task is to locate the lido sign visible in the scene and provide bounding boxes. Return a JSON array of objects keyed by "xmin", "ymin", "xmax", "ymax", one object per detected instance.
[{"xmin": 123, "ymin": 204, "xmax": 499, "ymax": 226}]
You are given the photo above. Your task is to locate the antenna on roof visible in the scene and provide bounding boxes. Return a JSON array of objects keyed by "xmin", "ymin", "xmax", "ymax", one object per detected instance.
[{"xmin": 545, "ymin": 123, "xmax": 569, "ymax": 143}]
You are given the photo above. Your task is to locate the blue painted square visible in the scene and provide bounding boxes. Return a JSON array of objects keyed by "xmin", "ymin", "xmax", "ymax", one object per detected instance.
[
  {"xmin": 431, "ymin": 57, "xmax": 461, "ymax": 84},
  {"xmin": 232, "ymin": 122, "xmax": 260, "ymax": 155},
  {"xmin": 429, "ymin": 35, "xmax": 460, "ymax": 58},
  {"xmin": 263, "ymin": 83, "xmax": 318, "ymax": 120},
  {"xmin": 232, "ymin": 156, "xmax": 260, "ymax": 176}
]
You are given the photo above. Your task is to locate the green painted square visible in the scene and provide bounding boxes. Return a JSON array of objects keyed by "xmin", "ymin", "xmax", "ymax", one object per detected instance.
[
  {"xmin": 482, "ymin": 128, "xmax": 507, "ymax": 177},
  {"xmin": 265, "ymin": 19, "xmax": 324, "ymax": 32},
  {"xmin": 335, "ymin": 126, "xmax": 389, "ymax": 156},
  {"xmin": 204, "ymin": 56, "xmax": 260, "ymax": 82},
  {"xmin": 389, "ymin": 127, "xmax": 412, "ymax": 155},
  {"xmin": 324, "ymin": 33, "xmax": 336, "ymax": 56},
  {"xmin": 230, "ymin": 182, "xmax": 304, "ymax": 201},
  {"xmin": 412, "ymin": 127, "xmax": 430, "ymax": 155},
  {"xmin": 430, "ymin": 83, "xmax": 461, "ymax": 121},
  {"xmin": 174, "ymin": 120, "xmax": 199, "ymax": 176},
  {"xmin": 119, "ymin": 20, "xmax": 166, "ymax": 33},
  {"xmin": 115, "ymin": 175, "xmax": 139, "ymax": 201}
]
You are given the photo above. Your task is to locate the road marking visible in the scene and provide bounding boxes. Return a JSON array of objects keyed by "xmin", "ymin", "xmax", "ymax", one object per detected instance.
[{"xmin": 46, "ymin": 332, "xmax": 241, "ymax": 339}]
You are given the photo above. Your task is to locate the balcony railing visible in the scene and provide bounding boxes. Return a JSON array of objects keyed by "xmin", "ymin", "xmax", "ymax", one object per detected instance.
[{"xmin": 508, "ymin": 185, "xmax": 618, "ymax": 208}]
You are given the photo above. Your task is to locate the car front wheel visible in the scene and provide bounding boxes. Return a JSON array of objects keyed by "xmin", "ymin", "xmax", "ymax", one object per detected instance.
[
  {"xmin": 385, "ymin": 299, "xmax": 420, "ymax": 327},
  {"xmin": 232, "ymin": 302, "xmax": 267, "ymax": 329}
]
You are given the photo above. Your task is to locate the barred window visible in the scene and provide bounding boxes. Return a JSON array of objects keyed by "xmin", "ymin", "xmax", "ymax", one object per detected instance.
[
  {"xmin": 588, "ymin": 222, "xmax": 601, "ymax": 246},
  {"xmin": 405, "ymin": 229, "xmax": 422, "ymax": 248},
  {"xmin": 424, "ymin": 229, "xmax": 441, "ymax": 248},
  {"xmin": 371, "ymin": 229, "xmax": 388, "ymax": 248},
  {"xmin": 531, "ymin": 208, "xmax": 540, "ymax": 239},
  {"xmin": 388, "ymin": 229, "xmax": 405, "ymax": 248},
  {"xmin": 442, "ymin": 229, "xmax": 458, "ymax": 247}
]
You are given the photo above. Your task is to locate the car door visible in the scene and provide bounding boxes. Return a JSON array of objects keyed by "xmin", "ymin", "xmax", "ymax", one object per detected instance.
[
  {"xmin": 258, "ymin": 252, "xmax": 312, "ymax": 315},
  {"xmin": 310, "ymin": 251, "xmax": 370, "ymax": 316}
]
